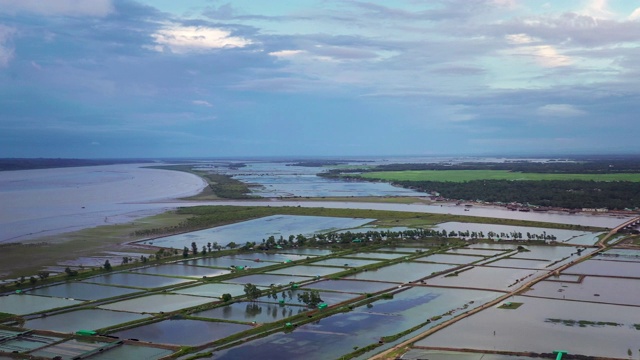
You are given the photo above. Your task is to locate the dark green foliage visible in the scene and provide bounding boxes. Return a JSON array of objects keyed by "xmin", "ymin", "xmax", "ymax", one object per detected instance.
[
  {"xmin": 244, "ymin": 283, "xmax": 262, "ymax": 301},
  {"xmin": 221, "ymin": 293, "xmax": 232, "ymax": 302},
  {"xmin": 297, "ymin": 290, "xmax": 323, "ymax": 308},
  {"xmin": 103, "ymin": 260, "xmax": 112, "ymax": 271}
]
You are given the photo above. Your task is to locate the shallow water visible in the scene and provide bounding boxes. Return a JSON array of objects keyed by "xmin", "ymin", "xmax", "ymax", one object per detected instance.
[
  {"xmin": 345, "ymin": 262, "xmax": 454, "ymax": 283},
  {"xmin": 192, "ymin": 301, "xmax": 308, "ymax": 323},
  {"xmin": 564, "ymin": 259, "xmax": 640, "ymax": 278},
  {"xmin": 0, "ymin": 294, "xmax": 82, "ymax": 315},
  {"xmin": 309, "ymin": 257, "xmax": 381, "ymax": 267},
  {"xmin": 266, "ymin": 265, "xmax": 344, "ymax": 277},
  {"xmin": 27, "ymin": 282, "xmax": 141, "ymax": 301},
  {"xmin": 433, "ymin": 222, "xmax": 597, "ymax": 243},
  {"xmin": 138, "ymin": 215, "xmax": 374, "ymax": 249},
  {"xmin": 30, "ymin": 339, "xmax": 113, "ymax": 359},
  {"xmin": 416, "ymin": 253, "xmax": 485, "ymax": 265},
  {"xmin": 84, "ymin": 272, "xmax": 192, "ymax": 289},
  {"xmin": 223, "ymin": 274, "xmax": 311, "ymax": 287},
  {"xmin": 302, "ymin": 279, "xmax": 396, "ymax": 294},
  {"xmin": 132, "ymin": 264, "xmax": 231, "ymax": 279},
  {"xmin": 111, "ymin": 319, "xmax": 252, "ymax": 346},
  {"xmin": 426, "ymin": 266, "xmax": 546, "ymax": 291},
  {"xmin": 99, "ymin": 294, "xmax": 213, "ymax": 313},
  {"xmin": 172, "ymin": 283, "xmax": 247, "ymax": 298},
  {"xmin": 85, "ymin": 344, "xmax": 173, "ymax": 360},
  {"xmin": 256, "ymin": 289, "xmax": 359, "ymax": 306},
  {"xmin": 0, "ymin": 333, "xmax": 61, "ymax": 354},
  {"xmin": 346, "ymin": 252, "xmax": 407, "ymax": 260},
  {"xmin": 23, "ymin": 309, "xmax": 150, "ymax": 333},
  {"xmin": 178, "ymin": 256, "xmax": 276, "ymax": 269},
  {"xmin": 415, "ymin": 295, "xmax": 640, "ymax": 359},
  {"xmin": 525, "ymin": 276, "xmax": 640, "ymax": 306}
]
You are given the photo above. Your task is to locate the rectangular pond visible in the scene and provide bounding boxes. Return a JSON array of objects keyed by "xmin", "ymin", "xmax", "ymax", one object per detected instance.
[
  {"xmin": 132, "ymin": 264, "xmax": 231, "ymax": 279},
  {"xmin": 266, "ymin": 265, "xmax": 343, "ymax": 277},
  {"xmin": 27, "ymin": 282, "xmax": 141, "ymax": 301},
  {"xmin": 179, "ymin": 256, "xmax": 276, "ymax": 269},
  {"xmin": 485, "ymin": 258, "xmax": 554, "ymax": 270},
  {"xmin": 525, "ymin": 276, "xmax": 640, "ymax": 306},
  {"xmin": 85, "ymin": 344, "xmax": 174, "ymax": 360},
  {"xmin": 345, "ymin": 262, "xmax": 455, "ymax": 283},
  {"xmin": 414, "ymin": 295, "xmax": 640, "ymax": 359},
  {"xmin": 446, "ymin": 248, "xmax": 507, "ymax": 257},
  {"xmin": 234, "ymin": 253, "xmax": 312, "ymax": 262},
  {"xmin": 303, "ymin": 279, "xmax": 396, "ymax": 294},
  {"xmin": 223, "ymin": 274, "xmax": 311, "ymax": 287},
  {"xmin": 376, "ymin": 247, "xmax": 431, "ymax": 253},
  {"xmin": 100, "ymin": 294, "xmax": 214, "ymax": 313},
  {"xmin": 310, "ymin": 257, "xmax": 381, "ymax": 267},
  {"xmin": 402, "ymin": 349, "xmax": 549, "ymax": 360},
  {"xmin": 598, "ymin": 248, "xmax": 640, "ymax": 262},
  {"xmin": 426, "ymin": 266, "xmax": 546, "ymax": 291},
  {"xmin": 346, "ymin": 252, "xmax": 406, "ymax": 260},
  {"xmin": 137, "ymin": 215, "xmax": 375, "ymax": 249},
  {"xmin": 84, "ymin": 272, "xmax": 193, "ymax": 289},
  {"xmin": 23, "ymin": 309, "xmax": 151, "ymax": 333},
  {"xmin": 111, "ymin": 319, "xmax": 252, "ymax": 346},
  {"xmin": 0, "ymin": 333, "xmax": 61, "ymax": 354},
  {"xmin": 30, "ymin": 339, "xmax": 113, "ymax": 360},
  {"xmin": 210, "ymin": 287, "xmax": 499, "ymax": 360},
  {"xmin": 510, "ymin": 245, "xmax": 578, "ymax": 261},
  {"xmin": 416, "ymin": 253, "xmax": 485, "ymax": 265},
  {"xmin": 277, "ymin": 248, "xmax": 333, "ymax": 256},
  {"xmin": 172, "ymin": 283, "xmax": 247, "ymax": 298},
  {"xmin": 564, "ymin": 259, "xmax": 640, "ymax": 278},
  {"xmin": 192, "ymin": 301, "xmax": 308, "ymax": 324},
  {"xmin": 0, "ymin": 294, "xmax": 82, "ymax": 315},
  {"xmin": 256, "ymin": 288, "xmax": 359, "ymax": 306}
]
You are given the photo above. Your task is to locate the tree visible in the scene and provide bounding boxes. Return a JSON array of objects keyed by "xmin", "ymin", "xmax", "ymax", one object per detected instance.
[
  {"xmin": 243, "ymin": 283, "xmax": 262, "ymax": 301},
  {"xmin": 202, "ymin": 245, "xmax": 207, "ymax": 255},
  {"xmin": 227, "ymin": 242, "xmax": 238, "ymax": 250},
  {"xmin": 64, "ymin": 267, "xmax": 78, "ymax": 277},
  {"xmin": 29, "ymin": 276, "xmax": 37, "ymax": 286},
  {"xmin": 37, "ymin": 271, "xmax": 50, "ymax": 280},
  {"xmin": 191, "ymin": 241, "xmax": 198, "ymax": 255},
  {"xmin": 103, "ymin": 260, "xmax": 112, "ymax": 271},
  {"xmin": 183, "ymin": 246, "xmax": 189, "ymax": 258},
  {"xmin": 297, "ymin": 290, "xmax": 323, "ymax": 308},
  {"xmin": 221, "ymin": 293, "xmax": 232, "ymax": 302}
]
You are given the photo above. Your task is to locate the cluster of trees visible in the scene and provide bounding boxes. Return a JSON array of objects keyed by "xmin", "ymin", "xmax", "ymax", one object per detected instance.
[{"xmin": 392, "ymin": 180, "xmax": 640, "ymax": 210}]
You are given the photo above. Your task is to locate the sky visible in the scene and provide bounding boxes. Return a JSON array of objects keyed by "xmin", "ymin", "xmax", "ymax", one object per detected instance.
[{"xmin": 1, "ymin": 0, "xmax": 640, "ymax": 158}]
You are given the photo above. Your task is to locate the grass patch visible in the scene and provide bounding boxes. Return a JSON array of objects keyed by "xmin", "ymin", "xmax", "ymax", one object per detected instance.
[
  {"xmin": 498, "ymin": 302, "xmax": 523, "ymax": 310},
  {"xmin": 545, "ymin": 318, "xmax": 620, "ymax": 327},
  {"xmin": 360, "ymin": 170, "xmax": 640, "ymax": 182}
]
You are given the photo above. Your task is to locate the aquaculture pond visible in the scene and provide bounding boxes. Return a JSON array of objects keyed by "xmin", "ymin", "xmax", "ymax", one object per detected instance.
[
  {"xmin": 510, "ymin": 245, "xmax": 579, "ymax": 261},
  {"xmin": 564, "ymin": 259, "xmax": 640, "ymax": 278},
  {"xmin": 303, "ymin": 279, "xmax": 396, "ymax": 294},
  {"xmin": 346, "ymin": 252, "xmax": 406, "ymax": 260},
  {"xmin": 416, "ymin": 253, "xmax": 485, "ymax": 265},
  {"xmin": 86, "ymin": 344, "xmax": 174, "ymax": 360},
  {"xmin": 525, "ymin": 276, "xmax": 640, "ymax": 306},
  {"xmin": 26, "ymin": 282, "xmax": 141, "ymax": 301},
  {"xmin": 278, "ymin": 248, "xmax": 333, "ymax": 256},
  {"xmin": 402, "ymin": 349, "xmax": 545, "ymax": 360},
  {"xmin": 345, "ymin": 262, "xmax": 454, "ymax": 283},
  {"xmin": 235, "ymin": 253, "xmax": 312, "ymax": 262},
  {"xmin": 598, "ymin": 248, "xmax": 640, "ymax": 261},
  {"xmin": 266, "ymin": 265, "xmax": 342, "ymax": 277},
  {"xmin": 132, "ymin": 264, "xmax": 230, "ymax": 278},
  {"xmin": 0, "ymin": 332, "xmax": 61, "ymax": 354},
  {"xmin": 30, "ymin": 339, "xmax": 114, "ymax": 360},
  {"xmin": 426, "ymin": 266, "xmax": 546, "ymax": 291},
  {"xmin": 446, "ymin": 248, "xmax": 508, "ymax": 257},
  {"xmin": 84, "ymin": 272, "xmax": 192, "ymax": 289},
  {"xmin": 211, "ymin": 286, "xmax": 499, "ymax": 360},
  {"xmin": 256, "ymin": 288, "xmax": 359, "ymax": 306},
  {"xmin": 0, "ymin": 294, "xmax": 81, "ymax": 315},
  {"xmin": 23, "ymin": 309, "xmax": 150, "ymax": 333},
  {"xmin": 376, "ymin": 247, "xmax": 431, "ymax": 253},
  {"xmin": 172, "ymin": 283, "xmax": 247, "ymax": 298},
  {"xmin": 485, "ymin": 257, "xmax": 554, "ymax": 269},
  {"xmin": 433, "ymin": 222, "xmax": 597, "ymax": 243},
  {"xmin": 100, "ymin": 294, "xmax": 214, "ymax": 313},
  {"xmin": 309, "ymin": 257, "xmax": 381, "ymax": 267},
  {"xmin": 192, "ymin": 301, "xmax": 308, "ymax": 323},
  {"xmin": 137, "ymin": 215, "xmax": 375, "ymax": 249},
  {"xmin": 223, "ymin": 274, "xmax": 311, "ymax": 287},
  {"xmin": 415, "ymin": 295, "xmax": 640, "ymax": 359},
  {"xmin": 111, "ymin": 319, "xmax": 252, "ymax": 346},
  {"xmin": 179, "ymin": 256, "xmax": 276, "ymax": 269}
]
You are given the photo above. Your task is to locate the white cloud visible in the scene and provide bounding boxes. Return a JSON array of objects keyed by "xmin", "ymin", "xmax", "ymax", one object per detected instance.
[
  {"xmin": 505, "ymin": 33, "xmax": 537, "ymax": 45},
  {"xmin": 505, "ymin": 33, "xmax": 571, "ymax": 67},
  {"xmin": 581, "ymin": 0, "xmax": 613, "ymax": 19},
  {"xmin": 537, "ymin": 104, "xmax": 586, "ymax": 117},
  {"xmin": 630, "ymin": 7, "xmax": 640, "ymax": 21},
  {"xmin": 0, "ymin": 0, "xmax": 114, "ymax": 17},
  {"xmin": 269, "ymin": 50, "xmax": 306, "ymax": 58},
  {"xmin": 0, "ymin": 25, "xmax": 15, "ymax": 67},
  {"xmin": 192, "ymin": 100, "xmax": 213, "ymax": 107},
  {"xmin": 150, "ymin": 24, "xmax": 252, "ymax": 53}
]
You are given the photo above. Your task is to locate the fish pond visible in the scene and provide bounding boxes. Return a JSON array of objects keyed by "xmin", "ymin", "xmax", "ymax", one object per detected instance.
[
  {"xmin": 138, "ymin": 215, "xmax": 374, "ymax": 249},
  {"xmin": 26, "ymin": 282, "xmax": 141, "ymax": 301},
  {"xmin": 111, "ymin": 319, "xmax": 252, "ymax": 346},
  {"xmin": 426, "ymin": 266, "xmax": 546, "ymax": 291},
  {"xmin": 416, "ymin": 253, "xmax": 485, "ymax": 265},
  {"xmin": 564, "ymin": 259, "xmax": 640, "ymax": 278},
  {"xmin": 345, "ymin": 262, "xmax": 454, "ymax": 283},
  {"xmin": 525, "ymin": 276, "xmax": 640, "ymax": 306},
  {"xmin": 179, "ymin": 256, "xmax": 276, "ymax": 269},
  {"xmin": 223, "ymin": 274, "xmax": 311, "ymax": 287},
  {"xmin": 0, "ymin": 294, "xmax": 81, "ymax": 315},
  {"xmin": 100, "ymin": 294, "xmax": 213, "ymax": 313},
  {"xmin": 192, "ymin": 302, "xmax": 308, "ymax": 323},
  {"xmin": 309, "ymin": 257, "xmax": 381, "ymax": 267},
  {"xmin": 85, "ymin": 344, "xmax": 173, "ymax": 360},
  {"xmin": 84, "ymin": 272, "xmax": 192, "ymax": 289},
  {"xmin": 132, "ymin": 264, "xmax": 230, "ymax": 278},
  {"xmin": 172, "ymin": 283, "xmax": 247, "ymax": 298},
  {"xmin": 23, "ymin": 309, "xmax": 150, "ymax": 333},
  {"xmin": 303, "ymin": 279, "xmax": 396, "ymax": 294}
]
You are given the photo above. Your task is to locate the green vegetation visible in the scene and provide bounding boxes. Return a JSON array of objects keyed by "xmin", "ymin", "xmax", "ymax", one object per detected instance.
[
  {"xmin": 361, "ymin": 170, "xmax": 640, "ymax": 182},
  {"xmin": 545, "ymin": 318, "xmax": 621, "ymax": 327},
  {"xmin": 297, "ymin": 290, "xmax": 323, "ymax": 308},
  {"xmin": 498, "ymin": 302, "xmax": 523, "ymax": 310}
]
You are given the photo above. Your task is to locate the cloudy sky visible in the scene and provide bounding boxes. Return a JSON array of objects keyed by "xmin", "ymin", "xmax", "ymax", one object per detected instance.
[{"xmin": 1, "ymin": 0, "xmax": 639, "ymax": 158}]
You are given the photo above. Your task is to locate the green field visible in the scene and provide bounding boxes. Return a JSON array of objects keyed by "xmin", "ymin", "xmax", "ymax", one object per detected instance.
[{"xmin": 360, "ymin": 170, "xmax": 640, "ymax": 182}]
